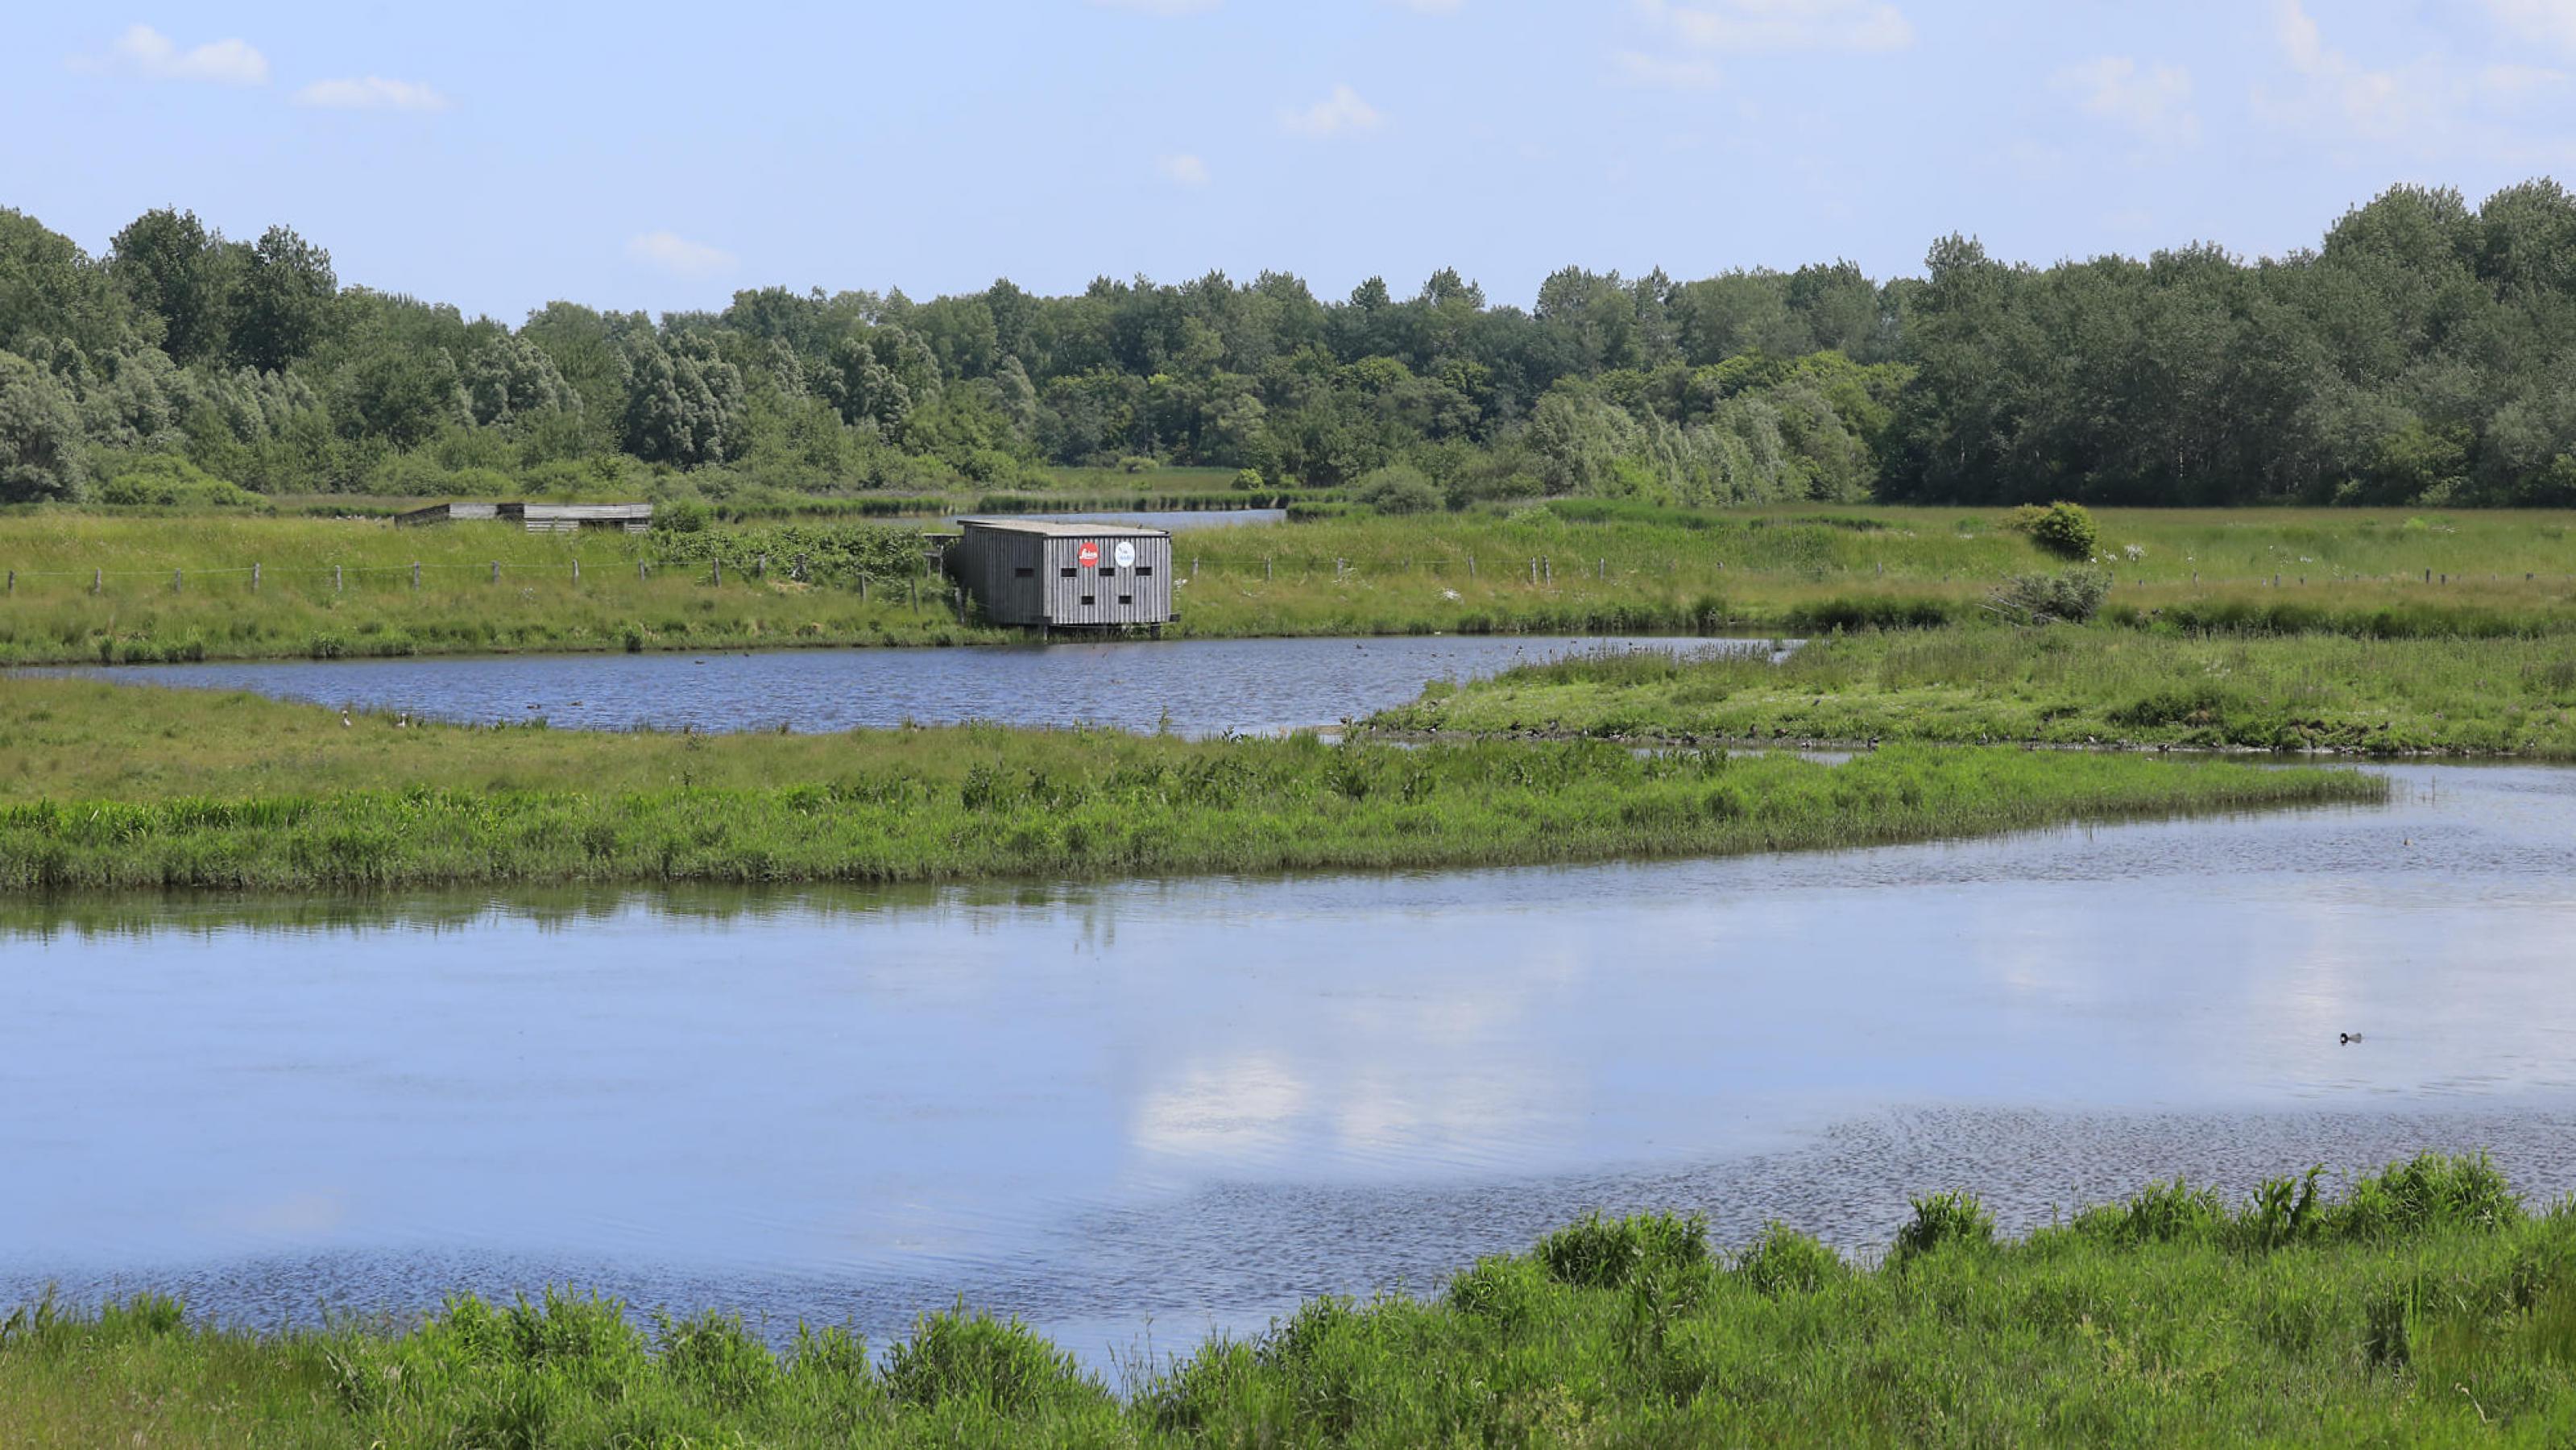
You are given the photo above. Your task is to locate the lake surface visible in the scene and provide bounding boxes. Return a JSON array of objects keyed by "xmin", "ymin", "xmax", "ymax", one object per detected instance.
[
  {"xmin": 45, "ymin": 635, "xmax": 1762, "ymax": 736},
  {"xmin": 6, "ymin": 763, "xmax": 2574, "ymax": 1369}
]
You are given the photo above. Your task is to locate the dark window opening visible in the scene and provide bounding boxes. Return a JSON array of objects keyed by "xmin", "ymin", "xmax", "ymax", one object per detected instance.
[
  {"xmin": 1059, "ymin": 567, "xmax": 1078, "ymax": 578},
  {"xmin": 1013, "ymin": 566, "xmax": 1034, "ymax": 578},
  {"xmin": 1098, "ymin": 566, "xmax": 1117, "ymax": 577},
  {"xmin": 1118, "ymin": 594, "xmax": 1133, "ymax": 605},
  {"xmin": 1080, "ymin": 594, "xmax": 1096, "ymax": 606},
  {"xmin": 1135, "ymin": 566, "xmax": 1153, "ymax": 576}
]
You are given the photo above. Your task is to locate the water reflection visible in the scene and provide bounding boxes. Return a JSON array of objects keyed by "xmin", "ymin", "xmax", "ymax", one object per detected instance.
[
  {"xmin": 30, "ymin": 634, "xmax": 1762, "ymax": 737},
  {"xmin": 3, "ymin": 764, "xmax": 2574, "ymax": 1361}
]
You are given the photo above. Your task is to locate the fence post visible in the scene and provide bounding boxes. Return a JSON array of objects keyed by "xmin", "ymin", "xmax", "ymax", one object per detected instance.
[
  {"xmin": 794, "ymin": 553, "xmax": 808, "ymax": 582},
  {"xmin": 1543, "ymin": 556, "xmax": 1552, "ymax": 585},
  {"xmin": 1598, "ymin": 557, "xmax": 1606, "ymax": 582},
  {"xmin": 1336, "ymin": 557, "xmax": 1346, "ymax": 581},
  {"xmin": 757, "ymin": 554, "xmax": 768, "ymax": 580},
  {"xmin": 1193, "ymin": 555, "xmax": 1200, "ymax": 581},
  {"xmin": 712, "ymin": 558, "xmax": 721, "ymax": 586},
  {"xmin": 910, "ymin": 578, "xmax": 917, "ymax": 609},
  {"xmin": 173, "ymin": 570, "xmax": 182, "ymax": 593},
  {"xmin": 2424, "ymin": 569, "xmax": 2432, "ymax": 583},
  {"xmin": 412, "ymin": 561, "xmax": 421, "ymax": 590},
  {"xmin": 571, "ymin": 558, "xmax": 579, "ymax": 585},
  {"xmin": 640, "ymin": 561, "xmax": 649, "ymax": 582},
  {"xmin": 860, "ymin": 576, "xmax": 868, "ymax": 603},
  {"xmin": 333, "ymin": 565, "xmax": 342, "ymax": 594},
  {"xmin": 252, "ymin": 561, "xmax": 260, "ymax": 591},
  {"xmin": 491, "ymin": 560, "xmax": 501, "ymax": 585},
  {"xmin": 93, "ymin": 568, "xmax": 101, "ymax": 595},
  {"xmin": 1468, "ymin": 553, "xmax": 1475, "ymax": 579},
  {"xmin": 2272, "ymin": 574, "xmax": 2280, "ymax": 587},
  {"xmin": 4, "ymin": 570, "xmax": 11, "ymax": 595},
  {"xmin": 1529, "ymin": 557, "xmax": 1537, "ymax": 586},
  {"xmin": 1265, "ymin": 557, "xmax": 1273, "ymax": 582}
]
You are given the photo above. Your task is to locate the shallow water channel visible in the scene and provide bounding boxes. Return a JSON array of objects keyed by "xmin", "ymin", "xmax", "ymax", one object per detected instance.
[
  {"xmin": 45, "ymin": 634, "xmax": 1761, "ymax": 736},
  {"xmin": 6, "ymin": 763, "xmax": 2574, "ymax": 1367}
]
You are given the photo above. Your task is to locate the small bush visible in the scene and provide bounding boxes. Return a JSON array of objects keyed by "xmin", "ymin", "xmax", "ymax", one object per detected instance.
[
  {"xmin": 1115, "ymin": 454, "xmax": 1161, "ymax": 474},
  {"xmin": 1733, "ymin": 1223, "xmax": 1846, "ymax": 1297},
  {"xmin": 1535, "ymin": 1211, "xmax": 1710, "ymax": 1290},
  {"xmin": 1352, "ymin": 463, "xmax": 1443, "ymax": 516},
  {"xmin": 2330, "ymin": 1151, "xmax": 2522, "ymax": 1241},
  {"xmin": 1232, "ymin": 466, "xmax": 1266, "ymax": 491},
  {"xmin": 1892, "ymin": 1191, "xmax": 1995, "ymax": 1262},
  {"xmin": 880, "ymin": 1305, "xmax": 1100, "ymax": 1415},
  {"xmin": 95, "ymin": 455, "xmax": 266, "ymax": 508},
  {"xmin": 654, "ymin": 1309, "xmax": 777, "ymax": 1409},
  {"xmin": 656, "ymin": 498, "xmax": 710, "ymax": 533},
  {"xmin": 2072, "ymin": 1178, "xmax": 2230, "ymax": 1247},
  {"xmin": 1989, "ymin": 567, "xmax": 2110, "ymax": 624},
  {"xmin": 2008, "ymin": 501, "xmax": 2101, "ymax": 559}
]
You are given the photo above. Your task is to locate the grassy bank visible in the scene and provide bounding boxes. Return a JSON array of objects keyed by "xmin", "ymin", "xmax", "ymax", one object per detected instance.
[
  {"xmin": 0, "ymin": 676, "xmax": 2378, "ymax": 893},
  {"xmin": 1373, "ymin": 629, "xmax": 2576, "ymax": 756},
  {"xmin": 2, "ymin": 504, "xmax": 2574, "ymax": 665},
  {"xmin": 6, "ymin": 1154, "xmax": 2570, "ymax": 1446}
]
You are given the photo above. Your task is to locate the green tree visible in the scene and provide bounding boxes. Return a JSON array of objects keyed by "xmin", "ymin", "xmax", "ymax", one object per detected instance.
[
  {"xmin": 108, "ymin": 209, "xmax": 237, "ymax": 365},
  {"xmin": 0, "ymin": 350, "xmax": 86, "ymax": 501},
  {"xmin": 232, "ymin": 225, "xmax": 338, "ymax": 373}
]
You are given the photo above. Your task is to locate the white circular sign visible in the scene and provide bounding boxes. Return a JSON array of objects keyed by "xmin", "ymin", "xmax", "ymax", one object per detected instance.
[{"xmin": 1113, "ymin": 541, "xmax": 1137, "ymax": 569}]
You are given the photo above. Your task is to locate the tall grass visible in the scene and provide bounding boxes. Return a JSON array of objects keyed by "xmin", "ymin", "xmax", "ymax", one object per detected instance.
[
  {"xmin": 0, "ymin": 676, "xmax": 2379, "ymax": 893},
  {"xmin": 1, "ymin": 504, "xmax": 2570, "ymax": 665},
  {"xmin": 1379, "ymin": 628, "xmax": 2576, "ymax": 755},
  {"xmin": 5, "ymin": 1154, "xmax": 2570, "ymax": 1446}
]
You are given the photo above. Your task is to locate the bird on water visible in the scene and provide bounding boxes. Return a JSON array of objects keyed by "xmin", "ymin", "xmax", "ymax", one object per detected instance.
[{"xmin": 2339, "ymin": 1032, "xmax": 2364, "ymax": 1045}]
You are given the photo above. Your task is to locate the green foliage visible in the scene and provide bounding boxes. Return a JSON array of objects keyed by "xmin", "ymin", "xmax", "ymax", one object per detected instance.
[
  {"xmin": 1535, "ymin": 1212, "xmax": 1710, "ymax": 1290},
  {"xmin": 1989, "ymin": 566, "xmax": 2110, "ymax": 624},
  {"xmin": 653, "ymin": 496, "xmax": 710, "ymax": 532},
  {"xmin": 2011, "ymin": 501, "xmax": 2101, "ymax": 559},
  {"xmin": 1732, "ymin": 1222, "xmax": 1848, "ymax": 1297},
  {"xmin": 880, "ymin": 1306, "xmax": 1102, "ymax": 1414},
  {"xmin": 0, "ymin": 350, "xmax": 85, "ymax": 502},
  {"xmin": 1352, "ymin": 462, "xmax": 1441, "ymax": 514},
  {"xmin": 1892, "ymin": 1190, "xmax": 1997, "ymax": 1262},
  {"xmin": 93, "ymin": 454, "xmax": 263, "ymax": 508}
]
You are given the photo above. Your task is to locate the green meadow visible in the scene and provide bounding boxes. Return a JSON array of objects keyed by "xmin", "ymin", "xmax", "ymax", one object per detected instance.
[
  {"xmin": 1370, "ymin": 629, "xmax": 2576, "ymax": 756},
  {"xmin": 0, "ymin": 503, "xmax": 2573, "ymax": 665}
]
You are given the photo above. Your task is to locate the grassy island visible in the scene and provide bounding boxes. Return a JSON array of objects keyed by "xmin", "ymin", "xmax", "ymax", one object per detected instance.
[{"xmin": 0, "ymin": 675, "xmax": 2379, "ymax": 893}]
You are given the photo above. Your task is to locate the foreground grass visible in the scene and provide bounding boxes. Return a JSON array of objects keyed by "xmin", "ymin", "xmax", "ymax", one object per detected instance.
[
  {"xmin": 2, "ymin": 505, "xmax": 2574, "ymax": 665},
  {"xmin": 1374, "ymin": 628, "xmax": 2576, "ymax": 756},
  {"xmin": 0, "ymin": 676, "xmax": 2377, "ymax": 892},
  {"xmin": 6, "ymin": 1154, "xmax": 2571, "ymax": 1447}
]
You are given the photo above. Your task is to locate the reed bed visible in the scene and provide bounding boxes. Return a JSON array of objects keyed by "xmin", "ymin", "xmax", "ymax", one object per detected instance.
[
  {"xmin": 5, "ymin": 1154, "xmax": 2567, "ymax": 1447},
  {"xmin": 1377, "ymin": 629, "xmax": 2576, "ymax": 756},
  {"xmin": 0, "ymin": 676, "xmax": 2377, "ymax": 893}
]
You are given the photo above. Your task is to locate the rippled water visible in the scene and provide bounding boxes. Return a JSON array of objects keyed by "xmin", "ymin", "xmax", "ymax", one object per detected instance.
[
  {"xmin": 4, "ymin": 763, "xmax": 2573, "ymax": 1364},
  {"xmin": 39, "ymin": 634, "xmax": 1759, "ymax": 736}
]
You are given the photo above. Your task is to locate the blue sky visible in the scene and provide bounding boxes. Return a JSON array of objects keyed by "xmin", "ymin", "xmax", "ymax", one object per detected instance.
[{"xmin": 9, "ymin": 2, "xmax": 2576, "ymax": 323}]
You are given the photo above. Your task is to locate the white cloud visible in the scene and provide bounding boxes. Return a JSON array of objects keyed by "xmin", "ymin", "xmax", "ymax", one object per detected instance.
[
  {"xmin": 627, "ymin": 231, "xmax": 738, "ymax": 279},
  {"xmin": 1634, "ymin": 0, "xmax": 1912, "ymax": 54},
  {"xmin": 72, "ymin": 24, "xmax": 268, "ymax": 85},
  {"xmin": 1615, "ymin": 50, "xmax": 1723, "ymax": 89},
  {"xmin": 2481, "ymin": 62, "xmax": 2569, "ymax": 95},
  {"xmin": 1280, "ymin": 84, "xmax": 1383, "ymax": 137},
  {"xmin": 2260, "ymin": 0, "xmax": 2432, "ymax": 141},
  {"xmin": 1087, "ymin": 0, "xmax": 1220, "ymax": 12},
  {"xmin": 2482, "ymin": 0, "xmax": 2576, "ymax": 53},
  {"xmin": 1157, "ymin": 152, "xmax": 1211, "ymax": 184},
  {"xmin": 296, "ymin": 77, "xmax": 450, "ymax": 111},
  {"xmin": 2052, "ymin": 56, "xmax": 2199, "ymax": 147}
]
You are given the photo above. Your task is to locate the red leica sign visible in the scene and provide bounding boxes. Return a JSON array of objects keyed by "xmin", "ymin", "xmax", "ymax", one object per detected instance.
[{"xmin": 1075, "ymin": 541, "xmax": 1100, "ymax": 567}]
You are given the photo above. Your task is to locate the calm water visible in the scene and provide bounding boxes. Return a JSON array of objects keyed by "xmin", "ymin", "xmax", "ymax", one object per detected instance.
[
  {"xmin": 5, "ymin": 764, "xmax": 2574, "ymax": 1365},
  {"xmin": 43, "ymin": 635, "xmax": 1762, "ymax": 736}
]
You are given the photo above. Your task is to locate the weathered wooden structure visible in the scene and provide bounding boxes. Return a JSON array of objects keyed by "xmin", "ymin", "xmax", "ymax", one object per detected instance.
[
  {"xmin": 395, "ymin": 502, "xmax": 654, "ymax": 533},
  {"xmin": 947, "ymin": 519, "xmax": 1175, "ymax": 632}
]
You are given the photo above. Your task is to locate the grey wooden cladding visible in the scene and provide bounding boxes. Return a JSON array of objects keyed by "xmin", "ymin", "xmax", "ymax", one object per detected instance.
[{"xmin": 949, "ymin": 520, "xmax": 1174, "ymax": 629}]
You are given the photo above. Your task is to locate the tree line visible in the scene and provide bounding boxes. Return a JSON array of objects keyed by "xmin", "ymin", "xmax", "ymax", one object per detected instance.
[{"xmin": 3, "ymin": 180, "xmax": 2574, "ymax": 508}]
